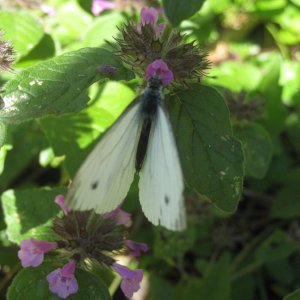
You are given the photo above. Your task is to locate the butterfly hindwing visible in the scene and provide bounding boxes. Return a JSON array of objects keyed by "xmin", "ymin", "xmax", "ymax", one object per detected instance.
[
  {"xmin": 66, "ymin": 101, "xmax": 142, "ymax": 213},
  {"xmin": 139, "ymin": 105, "xmax": 186, "ymax": 231}
]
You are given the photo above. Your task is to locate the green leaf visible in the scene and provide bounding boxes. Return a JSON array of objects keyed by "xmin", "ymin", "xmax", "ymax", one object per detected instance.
[
  {"xmin": 1, "ymin": 187, "xmax": 67, "ymax": 244},
  {"xmin": 284, "ymin": 289, "xmax": 300, "ymax": 300},
  {"xmin": 258, "ymin": 52, "xmax": 287, "ymax": 137},
  {"xmin": 279, "ymin": 60, "xmax": 300, "ymax": 105},
  {"xmin": 16, "ymin": 34, "xmax": 56, "ymax": 68},
  {"xmin": 167, "ymin": 85, "xmax": 244, "ymax": 213},
  {"xmin": 174, "ymin": 254, "xmax": 231, "ymax": 300},
  {"xmin": 0, "ymin": 122, "xmax": 46, "ymax": 189},
  {"xmin": 7, "ymin": 262, "xmax": 111, "ymax": 300},
  {"xmin": 0, "ymin": 47, "xmax": 133, "ymax": 124},
  {"xmin": 233, "ymin": 122, "xmax": 273, "ymax": 179},
  {"xmin": 255, "ymin": 0, "xmax": 287, "ymax": 18},
  {"xmin": 291, "ymin": 0, "xmax": 300, "ymax": 6},
  {"xmin": 206, "ymin": 61, "xmax": 262, "ymax": 92},
  {"xmin": 148, "ymin": 276, "xmax": 173, "ymax": 300},
  {"xmin": 231, "ymin": 275, "xmax": 256, "ymax": 300},
  {"xmin": 255, "ymin": 230, "xmax": 297, "ymax": 263},
  {"xmin": 0, "ymin": 11, "xmax": 44, "ymax": 59},
  {"xmin": 53, "ymin": 1, "xmax": 93, "ymax": 45},
  {"xmin": 154, "ymin": 225, "xmax": 197, "ymax": 258},
  {"xmin": 271, "ymin": 184, "xmax": 300, "ymax": 219},
  {"xmin": 41, "ymin": 81, "xmax": 135, "ymax": 176},
  {"xmin": 162, "ymin": 0, "xmax": 206, "ymax": 26},
  {"xmin": 82, "ymin": 12, "xmax": 125, "ymax": 47},
  {"xmin": 0, "ymin": 122, "xmax": 7, "ymax": 147}
]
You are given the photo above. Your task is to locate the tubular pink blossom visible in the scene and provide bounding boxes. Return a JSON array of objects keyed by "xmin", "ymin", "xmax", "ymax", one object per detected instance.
[
  {"xmin": 55, "ymin": 195, "xmax": 71, "ymax": 215},
  {"xmin": 92, "ymin": 0, "xmax": 115, "ymax": 16},
  {"xmin": 141, "ymin": 7, "xmax": 158, "ymax": 24},
  {"xmin": 146, "ymin": 59, "xmax": 174, "ymax": 86},
  {"xmin": 39, "ymin": 4, "xmax": 56, "ymax": 16},
  {"xmin": 126, "ymin": 240, "xmax": 149, "ymax": 257},
  {"xmin": 103, "ymin": 207, "xmax": 132, "ymax": 227},
  {"xmin": 18, "ymin": 239, "xmax": 56, "ymax": 267},
  {"xmin": 47, "ymin": 260, "xmax": 78, "ymax": 299},
  {"xmin": 112, "ymin": 263, "xmax": 143, "ymax": 298}
]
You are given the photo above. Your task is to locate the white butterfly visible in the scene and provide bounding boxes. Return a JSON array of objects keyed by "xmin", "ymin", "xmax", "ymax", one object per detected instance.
[{"xmin": 65, "ymin": 77, "xmax": 186, "ymax": 231}]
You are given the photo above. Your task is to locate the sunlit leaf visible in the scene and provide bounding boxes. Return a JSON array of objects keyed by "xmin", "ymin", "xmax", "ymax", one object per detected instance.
[
  {"xmin": 0, "ymin": 48, "xmax": 133, "ymax": 124},
  {"xmin": 0, "ymin": 11, "xmax": 44, "ymax": 59},
  {"xmin": 1, "ymin": 187, "xmax": 66, "ymax": 243}
]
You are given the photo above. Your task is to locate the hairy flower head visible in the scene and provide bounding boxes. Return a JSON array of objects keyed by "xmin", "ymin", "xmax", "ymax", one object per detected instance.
[
  {"xmin": 0, "ymin": 31, "xmax": 15, "ymax": 71},
  {"xmin": 115, "ymin": 7, "xmax": 210, "ymax": 86}
]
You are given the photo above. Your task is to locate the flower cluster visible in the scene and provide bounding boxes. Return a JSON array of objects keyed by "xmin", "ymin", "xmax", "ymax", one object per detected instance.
[
  {"xmin": 116, "ymin": 6, "xmax": 210, "ymax": 86},
  {"xmin": 18, "ymin": 195, "xmax": 148, "ymax": 299},
  {"xmin": 0, "ymin": 31, "xmax": 14, "ymax": 71}
]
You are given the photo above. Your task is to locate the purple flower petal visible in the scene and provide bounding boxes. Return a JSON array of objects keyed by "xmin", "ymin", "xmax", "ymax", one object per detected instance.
[
  {"xmin": 141, "ymin": 7, "xmax": 158, "ymax": 24},
  {"xmin": 18, "ymin": 239, "xmax": 56, "ymax": 267},
  {"xmin": 97, "ymin": 65, "xmax": 117, "ymax": 76},
  {"xmin": 55, "ymin": 195, "xmax": 70, "ymax": 215},
  {"xmin": 157, "ymin": 23, "xmax": 165, "ymax": 34},
  {"xmin": 103, "ymin": 207, "xmax": 132, "ymax": 227},
  {"xmin": 112, "ymin": 263, "xmax": 143, "ymax": 298},
  {"xmin": 125, "ymin": 240, "xmax": 148, "ymax": 257},
  {"xmin": 92, "ymin": 0, "xmax": 115, "ymax": 16},
  {"xmin": 47, "ymin": 260, "xmax": 78, "ymax": 299},
  {"xmin": 146, "ymin": 59, "xmax": 174, "ymax": 86}
]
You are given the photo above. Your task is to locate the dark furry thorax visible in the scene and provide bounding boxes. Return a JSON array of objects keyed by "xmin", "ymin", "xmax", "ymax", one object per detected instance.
[{"xmin": 135, "ymin": 77, "xmax": 163, "ymax": 171}]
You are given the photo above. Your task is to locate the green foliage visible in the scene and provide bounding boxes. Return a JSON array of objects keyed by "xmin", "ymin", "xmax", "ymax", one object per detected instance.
[
  {"xmin": 0, "ymin": 48, "xmax": 133, "ymax": 124},
  {"xmin": 2, "ymin": 187, "xmax": 66, "ymax": 243},
  {"xmin": 82, "ymin": 12, "xmax": 124, "ymax": 47},
  {"xmin": 174, "ymin": 254, "xmax": 231, "ymax": 300},
  {"xmin": 7, "ymin": 262, "xmax": 111, "ymax": 300},
  {"xmin": 255, "ymin": 230, "xmax": 298, "ymax": 263},
  {"xmin": 234, "ymin": 122, "xmax": 273, "ymax": 179},
  {"xmin": 0, "ymin": 0, "xmax": 299, "ymax": 299},
  {"xmin": 167, "ymin": 85, "xmax": 244, "ymax": 213},
  {"xmin": 284, "ymin": 289, "xmax": 300, "ymax": 300},
  {"xmin": 271, "ymin": 184, "xmax": 300, "ymax": 219},
  {"xmin": 0, "ymin": 11, "xmax": 44, "ymax": 59},
  {"xmin": 163, "ymin": 0, "xmax": 206, "ymax": 26}
]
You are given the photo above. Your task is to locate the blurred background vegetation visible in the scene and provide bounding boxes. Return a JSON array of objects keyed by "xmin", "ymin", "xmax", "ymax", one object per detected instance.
[{"xmin": 0, "ymin": 0, "xmax": 300, "ymax": 299}]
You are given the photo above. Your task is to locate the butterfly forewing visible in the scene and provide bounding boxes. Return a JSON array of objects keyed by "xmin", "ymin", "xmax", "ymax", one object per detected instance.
[
  {"xmin": 66, "ymin": 101, "xmax": 142, "ymax": 213},
  {"xmin": 139, "ymin": 105, "xmax": 186, "ymax": 231}
]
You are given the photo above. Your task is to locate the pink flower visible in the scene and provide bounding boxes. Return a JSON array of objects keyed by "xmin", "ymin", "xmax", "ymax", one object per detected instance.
[
  {"xmin": 103, "ymin": 207, "xmax": 132, "ymax": 227},
  {"xmin": 126, "ymin": 240, "xmax": 148, "ymax": 257},
  {"xmin": 18, "ymin": 239, "xmax": 56, "ymax": 267},
  {"xmin": 39, "ymin": 4, "xmax": 56, "ymax": 16},
  {"xmin": 146, "ymin": 59, "xmax": 174, "ymax": 86},
  {"xmin": 47, "ymin": 260, "xmax": 78, "ymax": 299},
  {"xmin": 157, "ymin": 23, "xmax": 165, "ymax": 34},
  {"xmin": 141, "ymin": 7, "xmax": 158, "ymax": 24},
  {"xmin": 112, "ymin": 263, "xmax": 143, "ymax": 298},
  {"xmin": 92, "ymin": 0, "xmax": 115, "ymax": 16},
  {"xmin": 55, "ymin": 195, "xmax": 70, "ymax": 215}
]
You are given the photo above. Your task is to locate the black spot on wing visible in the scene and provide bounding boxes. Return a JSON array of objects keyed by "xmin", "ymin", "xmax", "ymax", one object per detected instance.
[
  {"xmin": 91, "ymin": 181, "xmax": 99, "ymax": 190},
  {"xmin": 164, "ymin": 196, "xmax": 169, "ymax": 205}
]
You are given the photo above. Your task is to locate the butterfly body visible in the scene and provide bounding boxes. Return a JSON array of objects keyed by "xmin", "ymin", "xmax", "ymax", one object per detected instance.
[{"xmin": 136, "ymin": 77, "xmax": 162, "ymax": 172}]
